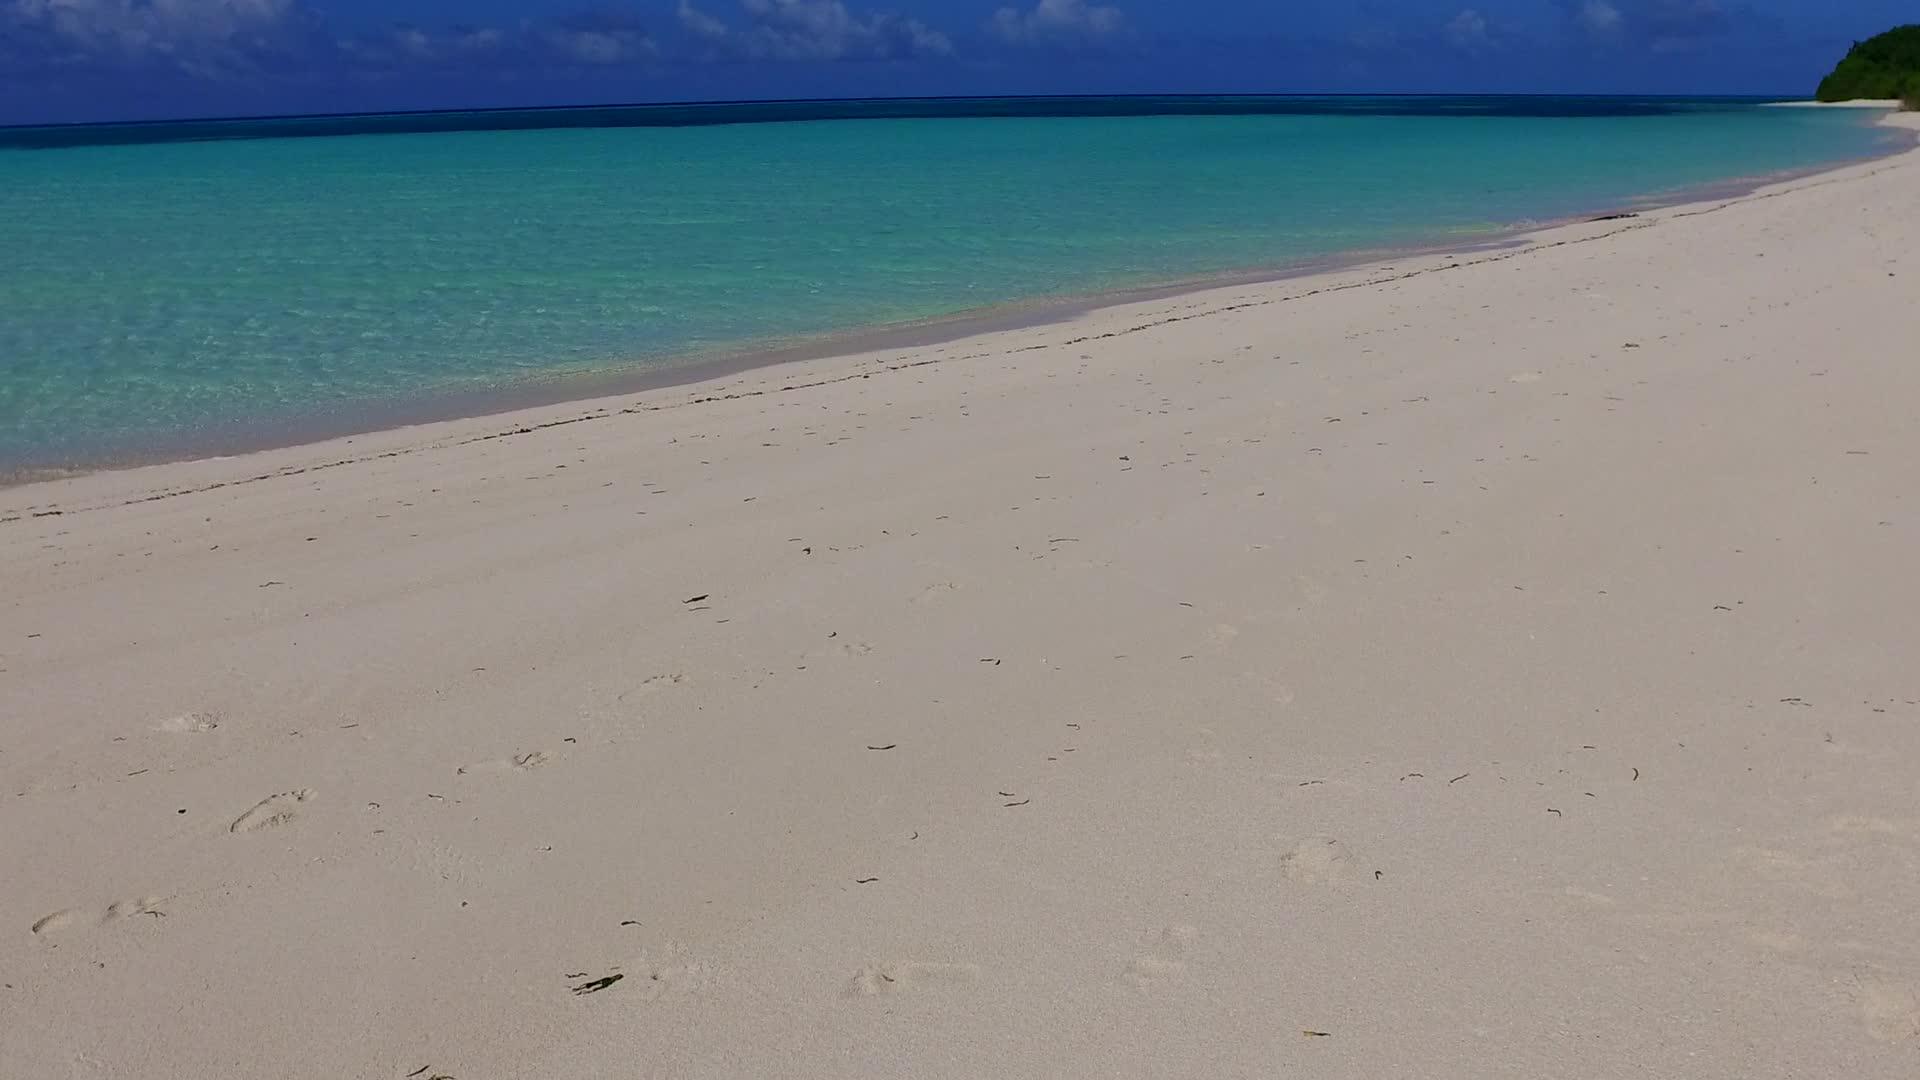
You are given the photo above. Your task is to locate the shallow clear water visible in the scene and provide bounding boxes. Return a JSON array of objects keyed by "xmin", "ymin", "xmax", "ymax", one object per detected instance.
[{"xmin": 0, "ymin": 97, "xmax": 1897, "ymax": 472}]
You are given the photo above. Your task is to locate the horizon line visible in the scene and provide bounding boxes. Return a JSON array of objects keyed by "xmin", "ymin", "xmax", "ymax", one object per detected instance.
[{"xmin": 1, "ymin": 90, "xmax": 1811, "ymax": 134}]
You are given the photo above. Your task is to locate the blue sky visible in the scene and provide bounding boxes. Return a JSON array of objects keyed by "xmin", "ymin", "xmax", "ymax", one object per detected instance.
[{"xmin": 0, "ymin": 1, "xmax": 1911, "ymax": 124}]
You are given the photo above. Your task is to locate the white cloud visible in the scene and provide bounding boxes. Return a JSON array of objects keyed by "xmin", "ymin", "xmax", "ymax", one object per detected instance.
[
  {"xmin": 536, "ymin": 11, "xmax": 655, "ymax": 65},
  {"xmin": 988, "ymin": 0, "xmax": 1124, "ymax": 47},
  {"xmin": 4, "ymin": 0, "xmax": 960, "ymax": 82},
  {"xmin": 459, "ymin": 27, "xmax": 504, "ymax": 51},
  {"xmin": 1444, "ymin": 8, "xmax": 1491, "ymax": 51},
  {"xmin": 679, "ymin": 0, "xmax": 950, "ymax": 61},
  {"xmin": 1567, "ymin": 0, "xmax": 1742, "ymax": 52},
  {"xmin": 333, "ymin": 17, "xmax": 650, "ymax": 73},
  {"xmin": 389, "ymin": 26, "xmax": 432, "ymax": 57},
  {"xmin": 543, "ymin": 27, "xmax": 652, "ymax": 65},
  {"xmin": 676, "ymin": 0, "xmax": 727, "ymax": 40},
  {"xmin": 1576, "ymin": 0, "xmax": 1622, "ymax": 35},
  {"xmin": 6, "ymin": 0, "xmax": 295, "ymax": 62}
]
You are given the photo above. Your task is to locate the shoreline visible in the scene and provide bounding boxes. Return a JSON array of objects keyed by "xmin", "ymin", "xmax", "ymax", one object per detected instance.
[
  {"xmin": 3, "ymin": 105, "xmax": 1910, "ymax": 490},
  {"xmin": 1766, "ymin": 98, "xmax": 1906, "ymax": 107},
  {"xmin": 5, "ymin": 107, "xmax": 1911, "ymax": 506}
]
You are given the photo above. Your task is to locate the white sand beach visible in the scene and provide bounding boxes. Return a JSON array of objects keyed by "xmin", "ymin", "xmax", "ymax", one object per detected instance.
[
  {"xmin": 1770, "ymin": 98, "xmax": 1906, "ymax": 107},
  {"xmin": 3, "ymin": 114, "xmax": 1918, "ymax": 1078}
]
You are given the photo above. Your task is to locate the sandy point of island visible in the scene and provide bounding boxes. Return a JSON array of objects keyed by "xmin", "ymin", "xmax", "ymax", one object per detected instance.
[{"xmin": 2, "ymin": 111, "xmax": 1918, "ymax": 1079}]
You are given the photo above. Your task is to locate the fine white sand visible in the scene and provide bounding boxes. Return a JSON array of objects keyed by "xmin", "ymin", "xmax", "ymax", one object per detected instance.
[
  {"xmin": 4, "ymin": 115, "xmax": 1919, "ymax": 1078},
  {"xmin": 1768, "ymin": 99, "xmax": 1905, "ymax": 108}
]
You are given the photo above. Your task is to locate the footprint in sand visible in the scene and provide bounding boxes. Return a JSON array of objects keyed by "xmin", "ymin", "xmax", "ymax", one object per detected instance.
[
  {"xmin": 29, "ymin": 910, "xmax": 81, "ymax": 935},
  {"xmin": 1237, "ymin": 670, "xmax": 1296, "ymax": 707},
  {"xmin": 1278, "ymin": 837, "xmax": 1354, "ymax": 885},
  {"xmin": 103, "ymin": 898, "xmax": 163, "ymax": 920},
  {"xmin": 1294, "ymin": 574, "xmax": 1331, "ymax": 605},
  {"xmin": 1745, "ymin": 928, "xmax": 1807, "ymax": 954},
  {"xmin": 32, "ymin": 897, "xmax": 166, "ymax": 936},
  {"xmin": 803, "ymin": 639, "xmax": 875, "ymax": 662},
  {"xmin": 1125, "ymin": 925, "xmax": 1200, "ymax": 989},
  {"xmin": 618, "ymin": 674, "xmax": 685, "ymax": 703},
  {"xmin": 1729, "ymin": 845, "xmax": 1806, "ymax": 876},
  {"xmin": 1858, "ymin": 981, "xmax": 1920, "ymax": 1043},
  {"xmin": 909, "ymin": 581, "xmax": 961, "ymax": 604},
  {"xmin": 848, "ymin": 961, "xmax": 981, "ymax": 996},
  {"xmin": 1727, "ymin": 845, "xmax": 1852, "ymax": 900},
  {"xmin": 632, "ymin": 947, "xmax": 707, "ymax": 1001},
  {"xmin": 1827, "ymin": 815, "xmax": 1918, "ymax": 840},
  {"xmin": 457, "ymin": 751, "xmax": 550, "ymax": 776},
  {"xmin": 230, "ymin": 789, "xmax": 314, "ymax": 833},
  {"xmin": 153, "ymin": 712, "xmax": 220, "ymax": 734},
  {"xmin": 1561, "ymin": 885, "xmax": 1618, "ymax": 908}
]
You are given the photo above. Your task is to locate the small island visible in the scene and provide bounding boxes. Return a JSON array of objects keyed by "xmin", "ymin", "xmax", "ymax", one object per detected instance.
[{"xmin": 1816, "ymin": 25, "xmax": 1920, "ymax": 106}]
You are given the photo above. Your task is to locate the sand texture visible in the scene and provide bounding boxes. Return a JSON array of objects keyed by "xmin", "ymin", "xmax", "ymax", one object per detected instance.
[{"xmin": 4, "ymin": 115, "xmax": 1919, "ymax": 1078}]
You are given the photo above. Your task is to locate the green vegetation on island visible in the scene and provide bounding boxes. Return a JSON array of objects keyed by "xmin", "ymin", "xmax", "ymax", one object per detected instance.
[{"xmin": 1816, "ymin": 25, "xmax": 1920, "ymax": 108}]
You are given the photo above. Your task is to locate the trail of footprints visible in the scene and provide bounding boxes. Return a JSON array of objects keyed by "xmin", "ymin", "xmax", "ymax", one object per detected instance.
[
  {"xmin": 32, "ymin": 736, "xmax": 553, "ymax": 937},
  {"xmin": 30, "ymin": 734, "xmax": 559, "ymax": 936},
  {"xmin": 845, "ymin": 836, "xmax": 1358, "ymax": 999},
  {"xmin": 32, "ymin": 784, "xmax": 317, "ymax": 934},
  {"xmin": 30, "ymin": 897, "xmax": 166, "ymax": 936},
  {"xmin": 41, "ymin": 676, "xmax": 638, "ymax": 936},
  {"xmin": 46, "ymin": 673, "xmax": 1916, "ymax": 1058}
]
